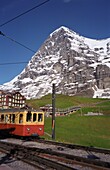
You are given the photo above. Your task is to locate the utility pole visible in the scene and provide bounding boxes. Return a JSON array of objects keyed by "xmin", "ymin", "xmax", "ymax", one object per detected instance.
[{"xmin": 52, "ymin": 83, "xmax": 56, "ymax": 140}]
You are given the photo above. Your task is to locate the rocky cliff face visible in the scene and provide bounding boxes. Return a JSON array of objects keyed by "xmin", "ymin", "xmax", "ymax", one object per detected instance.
[{"xmin": 0, "ymin": 26, "xmax": 110, "ymax": 99}]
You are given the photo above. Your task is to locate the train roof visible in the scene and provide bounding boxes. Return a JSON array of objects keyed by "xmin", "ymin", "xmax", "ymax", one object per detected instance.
[{"xmin": 0, "ymin": 107, "xmax": 42, "ymax": 113}]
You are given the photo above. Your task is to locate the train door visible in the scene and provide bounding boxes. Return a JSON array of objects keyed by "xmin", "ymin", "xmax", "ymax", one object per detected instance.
[
  {"xmin": 19, "ymin": 114, "xmax": 23, "ymax": 123},
  {"xmin": 26, "ymin": 111, "xmax": 32, "ymax": 122},
  {"xmin": 0, "ymin": 114, "xmax": 6, "ymax": 129}
]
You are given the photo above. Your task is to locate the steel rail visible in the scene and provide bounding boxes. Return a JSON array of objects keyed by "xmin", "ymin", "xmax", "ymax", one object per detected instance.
[
  {"xmin": 0, "ymin": 140, "xmax": 110, "ymax": 169},
  {"xmin": 0, "ymin": 141, "xmax": 76, "ymax": 170},
  {"xmin": 36, "ymin": 139, "xmax": 110, "ymax": 154}
]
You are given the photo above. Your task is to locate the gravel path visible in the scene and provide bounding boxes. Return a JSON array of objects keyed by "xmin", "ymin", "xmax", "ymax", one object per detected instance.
[
  {"xmin": 0, "ymin": 151, "xmax": 38, "ymax": 170},
  {"xmin": 0, "ymin": 138, "xmax": 110, "ymax": 169}
]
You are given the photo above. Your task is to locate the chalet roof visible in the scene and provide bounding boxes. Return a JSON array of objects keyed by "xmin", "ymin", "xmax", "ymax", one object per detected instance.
[{"xmin": 0, "ymin": 90, "xmax": 26, "ymax": 99}]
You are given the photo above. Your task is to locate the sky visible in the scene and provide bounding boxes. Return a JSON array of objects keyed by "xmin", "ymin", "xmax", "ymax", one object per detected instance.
[{"xmin": 0, "ymin": 0, "xmax": 110, "ymax": 84}]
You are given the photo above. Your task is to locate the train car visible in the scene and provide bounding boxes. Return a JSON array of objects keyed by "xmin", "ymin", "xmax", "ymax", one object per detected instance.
[{"xmin": 0, "ymin": 108, "xmax": 44, "ymax": 137}]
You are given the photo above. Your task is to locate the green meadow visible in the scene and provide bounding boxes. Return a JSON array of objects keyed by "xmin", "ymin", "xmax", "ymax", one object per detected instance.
[{"xmin": 27, "ymin": 94, "xmax": 110, "ymax": 149}]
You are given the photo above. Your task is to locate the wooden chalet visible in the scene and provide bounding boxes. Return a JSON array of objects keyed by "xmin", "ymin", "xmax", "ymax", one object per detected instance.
[{"xmin": 0, "ymin": 90, "xmax": 26, "ymax": 109}]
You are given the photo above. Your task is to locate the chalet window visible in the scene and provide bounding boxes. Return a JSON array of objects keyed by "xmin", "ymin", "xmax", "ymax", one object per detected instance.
[
  {"xmin": 8, "ymin": 103, "xmax": 11, "ymax": 106},
  {"xmin": 33, "ymin": 113, "xmax": 37, "ymax": 122},
  {"xmin": 26, "ymin": 111, "xmax": 32, "ymax": 122},
  {"xmin": 38, "ymin": 114, "xmax": 43, "ymax": 122}
]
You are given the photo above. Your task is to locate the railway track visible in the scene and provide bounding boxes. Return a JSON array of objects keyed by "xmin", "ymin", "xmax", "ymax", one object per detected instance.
[
  {"xmin": 0, "ymin": 139, "xmax": 110, "ymax": 169},
  {"xmin": 0, "ymin": 141, "xmax": 74, "ymax": 170},
  {"xmin": 36, "ymin": 139, "xmax": 110, "ymax": 154}
]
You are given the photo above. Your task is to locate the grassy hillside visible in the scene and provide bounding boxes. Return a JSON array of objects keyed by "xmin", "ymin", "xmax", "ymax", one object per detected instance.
[
  {"xmin": 44, "ymin": 114, "xmax": 110, "ymax": 149},
  {"xmin": 26, "ymin": 94, "xmax": 110, "ymax": 109},
  {"xmin": 26, "ymin": 94, "xmax": 110, "ymax": 149}
]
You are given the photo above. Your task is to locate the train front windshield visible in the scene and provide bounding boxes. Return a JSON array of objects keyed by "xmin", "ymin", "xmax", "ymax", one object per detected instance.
[{"xmin": 26, "ymin": 111, "xmax": 43, "ymax": 122}]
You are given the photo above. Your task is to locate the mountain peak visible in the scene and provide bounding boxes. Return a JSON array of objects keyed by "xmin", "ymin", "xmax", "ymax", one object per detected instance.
[
  {"xmin": 50, "ymin": 25, "xmax": 77, "ymax": 37},
  {"xmin": 0, "ymin": 27, "xmax": 110, "ymax": 99},
  {"xmin": 57, "ymin": 26, "xmax": 72, "ymax": 32}
]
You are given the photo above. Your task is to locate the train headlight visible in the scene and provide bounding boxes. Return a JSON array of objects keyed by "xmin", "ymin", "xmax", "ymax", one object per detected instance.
[
  {"xmin": 39, "ymin": 128, "xmax": 42, "ymax": 131},
  {"xmin": 27, "ymin": 128, "xmax": 30, "ymax": 131}
]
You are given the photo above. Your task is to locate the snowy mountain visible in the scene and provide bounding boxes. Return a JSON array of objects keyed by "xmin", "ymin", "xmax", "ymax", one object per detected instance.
[{"xmin": 0, "ymin": 26, "xmax": 110, "ymax": 99}]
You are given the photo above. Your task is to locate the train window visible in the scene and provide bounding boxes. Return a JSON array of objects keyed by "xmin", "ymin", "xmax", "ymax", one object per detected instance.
[
  {"xmin": 12, "ymin": 114, "xmax": 15, "ymax": 123},
  {"xmin": 26, "ymin": 111, "xmax": 32, "ymax": 122},
  {"xmin": 5, "ymin": 115, "xmax": 8, "ymax": 123},
  {"xmin": 38, "ymin": 114, "xmax": 43, "ymax": 122},
  {"xmin": 9, "ymin": 114, "xmax": 11, "ymax": 123},
  {"xmin": 33, "ymin": 113, "xmax": 37, "ymax": 122},
  {"xmin": 19, "ymin": 114, "xmax": 23, "ymax": 123},
  {"xmin": 1, "ymin": 114, "xmax": 4, "ymax": 122},
  {"xmin": 9, "ymin": 114, "xmax": 15, "ymax": 123}
]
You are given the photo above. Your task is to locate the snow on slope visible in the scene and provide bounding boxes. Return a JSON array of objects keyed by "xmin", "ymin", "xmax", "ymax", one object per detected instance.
[
  {"xmin": 84, "ymin": 38, "xmax": 110, "ymax": 54},
  {"xmin": 0, "ymin": 26, "xmax": 110, "ymax": 99}
]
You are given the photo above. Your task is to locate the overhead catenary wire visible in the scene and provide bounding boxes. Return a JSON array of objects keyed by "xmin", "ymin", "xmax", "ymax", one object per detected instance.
[
  {"xmin": 0, "ymin": 0, "xmax": 51, "ymax": 64},
  {"xmin": 0, "ymin": 31, "xmax": 36, "ymax": 53},
  {"xmin": 0, "ymin": 0, "xmax": 51, "ymax": 27},
  {"xmin": 0, "ymin": 61, "xmax": 28, "ymax": 65}
]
